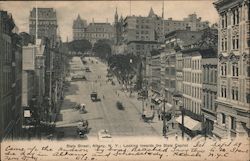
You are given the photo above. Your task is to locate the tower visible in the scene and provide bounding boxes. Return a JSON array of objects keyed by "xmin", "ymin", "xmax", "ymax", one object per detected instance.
[{"xmin": 114, "ymin": 7, "xmax": 118, "ymax": 24}]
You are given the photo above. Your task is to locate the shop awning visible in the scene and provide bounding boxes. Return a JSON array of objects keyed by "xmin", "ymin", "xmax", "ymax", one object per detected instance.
[
  {"xmin": 155, "ymin": 97, "xmax": 160, "ymax": 102},
  {"xmin": 176, "ymin": 115, "xmax": 202, "ymax": 131},
  {"xmin": 160, "ymin": 103, "xmax": 174, "ymax": 112},
  {"xmin": 151, "ymin": 94, "xmax": 157, "ymax": 100}
]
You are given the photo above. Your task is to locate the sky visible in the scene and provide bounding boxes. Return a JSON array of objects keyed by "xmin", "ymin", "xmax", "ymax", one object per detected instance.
[{"xmin": 0, "ymin": 0, "xmax": 219, "ymax": 42}]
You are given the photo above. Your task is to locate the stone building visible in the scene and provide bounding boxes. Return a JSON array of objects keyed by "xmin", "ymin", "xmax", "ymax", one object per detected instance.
[
  {"xmin": 123, "ymin": 8, "xmax": 210, "ymax": 44},
  {"xmin": 202, "ymin": 56, "xmax": 218, "ymax": 136},
  {"xmin": 84, "ymin": 22, "xmax": 114, "ymax": 44},
  {"xmin": 173, "ymin": 27, "xmax": 218, "ymax": 138},
  {"xmin": 72, "ymin": 14, "xmax": 87, "ymax": 40},
  {"xmin": 162, "ymin": 29, "xmax": 203, "ymax": 111},
  {"xmin": 127, "ymin": 41, "xmax": 160, "ymax": 56},
  {"xmin": 123, "ymin": 15, "xmax": 155, "ymax": 43},
  {"xmin": 0, "ymin": 11, "xmax": 23, "ymax": 141},
  {"xmin": 29, "ymin": 8, "xmax": 58, "ymax": 47},
  {"xmin": 213, "ymin": 0, "xmax": 250, "ymax": 138}
]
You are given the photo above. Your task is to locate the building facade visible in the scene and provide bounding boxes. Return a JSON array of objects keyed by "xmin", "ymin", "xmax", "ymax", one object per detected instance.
[
  {"xmin": 72, "ymin": 14, "xmax": 87, "ymax": 40},
  {"xmin": 123, "ymin": 8, "xmax": 210, "ymax": 44},
  {"xmin": 213, "ymin": 0, "xmax": 250, "ymax": 138},
  {"xmin": 0, "ymin": 11, "xmax": 22, "ymax": 141},
  {"xmin": 22, "ymin": 39, "xmax": 46, "ymax": 129},
  {"xmin": 29, "ymin": 8, "xmax": 58, "ymax": 47},
  {"xmin": 163, "ymin": 29, "xmax": 203, "ymax": 111},
  {"xmin": 127, "ymin": 41, "xmax": 160, "ymax": 56},
  {"xmin": 84, "ymin": 22, "xmax": 114, "ymax": 44},
  {"xmin": 202, "ymin": 57, "xmax": 218, "ymax": 136}
]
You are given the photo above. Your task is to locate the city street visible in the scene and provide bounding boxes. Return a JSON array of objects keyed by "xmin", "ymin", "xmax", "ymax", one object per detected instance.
[{"xmin": 55, "ymin": 56, "xmax": 163, "ymax": 140}]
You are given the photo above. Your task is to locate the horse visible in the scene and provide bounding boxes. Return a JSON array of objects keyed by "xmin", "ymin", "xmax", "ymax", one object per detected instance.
[{"xmin": 142, "ymin": 111, "xmax": 155, "ymax": 123}]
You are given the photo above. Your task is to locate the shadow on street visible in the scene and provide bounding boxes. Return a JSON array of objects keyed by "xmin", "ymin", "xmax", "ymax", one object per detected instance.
[{"xmin": 64, "ymin": 83, "xmax": 79, "ymax": 95}]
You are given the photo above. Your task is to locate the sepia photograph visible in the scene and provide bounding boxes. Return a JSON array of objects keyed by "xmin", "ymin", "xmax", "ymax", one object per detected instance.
[{"xmin": 0, "ymin": 0, "xmax": 249, "ymax": 161}]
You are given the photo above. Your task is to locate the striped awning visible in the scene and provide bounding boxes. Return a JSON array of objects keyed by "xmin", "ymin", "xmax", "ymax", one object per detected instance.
[{"xmin": 176, "ymin": 115, "xmax": 202, "ymax": 131}]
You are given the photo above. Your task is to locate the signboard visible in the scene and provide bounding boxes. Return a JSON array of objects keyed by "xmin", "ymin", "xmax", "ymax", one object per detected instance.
[{"xmin": 24, "ymin": 110, "xmax": 31, "ymax": 118}]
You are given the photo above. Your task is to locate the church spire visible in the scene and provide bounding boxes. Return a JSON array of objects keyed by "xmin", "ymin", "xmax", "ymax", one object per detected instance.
[
  {"xmin": 148, "ymin": 7, "xmax": 156, "ymax": 17},
  {"xmin": 77, "ymin": 14, "xmax": 81, "ymax": 20},
  {"xmin": 115, "ymin": 7, "xmax": 118, "ymax": 23}
]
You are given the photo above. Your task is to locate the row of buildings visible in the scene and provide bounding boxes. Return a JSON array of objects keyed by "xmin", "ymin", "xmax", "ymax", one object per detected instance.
[
  {"xmin": 145, "ymin": 0, "xmax": 249, "ymax": 139},
  {"xmin": 72, "ymin": 7, "xmax": 210, "ymax": 50},
  {"xmin": 0, "ymin": 11, "xmax": 22, "ymax": 140},
  {"xmin": 0, "ymin": 7, "xmax": 68, "ymax": 141}
]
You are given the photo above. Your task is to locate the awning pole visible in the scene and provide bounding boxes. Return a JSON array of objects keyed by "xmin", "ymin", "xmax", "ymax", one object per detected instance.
[{"xmin": 181, "ymin": 108, "xmax": 184, "ymax": 139}]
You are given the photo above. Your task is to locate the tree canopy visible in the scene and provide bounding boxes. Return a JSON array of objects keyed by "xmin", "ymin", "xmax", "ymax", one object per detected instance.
[
  {"xmin": 68, "ymin": 39, "xmax": 92, "ymax": 53},
  {"xmin": 92, "ymin": 39, "xmax": 112, "ymax": 59}
]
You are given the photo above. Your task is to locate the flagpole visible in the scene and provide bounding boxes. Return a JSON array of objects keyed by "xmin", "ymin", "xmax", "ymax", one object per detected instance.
[
  {"xmin": 162, "ymin": 0, "xmax": 165, "ymax": 43},
  {"xmin": 35, "ymin": 1, "xmax": 38, "ymax": 44}
]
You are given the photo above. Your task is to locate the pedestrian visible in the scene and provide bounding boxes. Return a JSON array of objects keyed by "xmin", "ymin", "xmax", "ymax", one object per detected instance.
[
  {"xmin": 163, "ymin": 126, "xmax": 166, "ymax": 137},
  {"xmin": 158, "ymin": 113, "xmax": 161, "ymax": 121},
  {"xmin": 175, "ymin": 133, "xmax": 178, "ymax": 140}
]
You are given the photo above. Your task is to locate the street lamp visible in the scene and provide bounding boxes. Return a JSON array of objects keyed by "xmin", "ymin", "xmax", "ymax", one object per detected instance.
[
  {"xmin": 129, "ymin": 58, "xmax": 133, "ymax": 96},
  {"xmin": 162, "ymin": 97, "xmax": 167, "ymax": 137},
  {"xmin": 180, "ymin": 105, "xmax": 185, "ymax": 139}
]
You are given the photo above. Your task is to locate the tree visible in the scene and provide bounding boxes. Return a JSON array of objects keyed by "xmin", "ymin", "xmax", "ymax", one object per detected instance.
[
  {"xmin": 92, "ymin": 39, "xmax": 112, "ymax": 59},
  {"xmin": 19, "ymin": 32, "xmax": 34, "ymax": 46},
  {"xmin": 68, "ymin": 39, "xmax": 92, "ymax": 53}
]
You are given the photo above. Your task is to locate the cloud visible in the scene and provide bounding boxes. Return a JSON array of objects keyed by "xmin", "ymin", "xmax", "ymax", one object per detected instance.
[{"xmin": 1, "ymin": 1, "xmax": 218, "ymax": 42}]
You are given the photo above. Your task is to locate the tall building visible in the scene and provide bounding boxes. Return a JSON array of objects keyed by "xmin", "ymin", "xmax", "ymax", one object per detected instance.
[
  {"xmin": 29, "ymin": 8, "xmax": 58, "ymax": 47},
  {"xmin": 123, "ymin": 8, "xmax": 210, "ymax": 44},
  {"xmin": 123, "ymin": 15, "xmax": 155, "ymax": 43},
  {"xmin": 0, "ymin": 11, "xmax": 22, "ymax": 141},
  {"xmin": 72, "ymin": 14, "xmax": 87, "ymax": 40},
  {"xmin": 213, "ymin": 0, "xmax": 250, "ymax": 138}
]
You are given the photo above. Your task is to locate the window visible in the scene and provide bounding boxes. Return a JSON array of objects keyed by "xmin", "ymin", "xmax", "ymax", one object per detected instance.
[
  {"xmin": 222, "ymin": 113, "xmax": 226, "ymax": 124},
  {"xmin": 215, "ymin": 70, "xmax": 217, "ymax": 83},
  {"xmin": 232, "ymin": 87, "xmax": 239, "ymax": 101},
  {"xmin": 232, "ymin": 63, "xmax": 239, "ymax": 77},
  {"xmin": 225, "ymin": 38, "xmax": 227, "ymax": 50},
  {"xmin": 221, "ymin": 85, "xmax": 227, "ymax": 98},
  {"xmin": 221, "ymin": 13, "xmax": 227, "ymax": 28},
  {"xmin": 232, "ymin": 36, "xmax": 239, "ymax": 50},
  {"xmin": 221, "ymin": 63, "xmax": 227, "ymax": 76},
  {"xmin": 247, "ymin": 66, "xmax": 250, "ymax": 77},
  {"xmin": 210, "ymin": 70, "xmax": 214, "ymax": 83},
  {"xmin": 246, "ymin": 93, "xmax": 250, "ymax": 103},
  {"xmin": 231, "ymin": 116, "xmax": 236, "ymax": 130},
  {"xmin": 232, "ymin": 8, "xmax": 239, "ymax": 25}
]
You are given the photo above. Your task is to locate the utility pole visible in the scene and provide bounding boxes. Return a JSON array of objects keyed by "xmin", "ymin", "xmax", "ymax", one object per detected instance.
[
  {"xmin": 181, "ymin": 106, "xmax": 184, "ymax": 139},
  {"xmin": 129, "ymin": 0, "xmax": 131, "ymax": 16},
  {"xmin": 163, "ymin": 97, "xmax": 166, "ymax": 137}
]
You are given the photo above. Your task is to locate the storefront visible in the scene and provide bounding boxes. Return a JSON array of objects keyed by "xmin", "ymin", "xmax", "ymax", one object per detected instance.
[{"xmin": 176, "ymin": 115, "xmax": 203, "ymax": 138}]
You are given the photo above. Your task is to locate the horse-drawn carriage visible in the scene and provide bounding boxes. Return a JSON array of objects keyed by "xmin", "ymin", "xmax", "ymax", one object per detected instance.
[
  {"xmin": 76, "ymin": 120, "xmax": 89, "ymax": 138},
  {"xmin": 74, "ymin": 103, "xmax": 87, "ymax": 114},
  {"xmin": 141, "ymin": 111, "xmax": 155, "ymax": 123}
]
